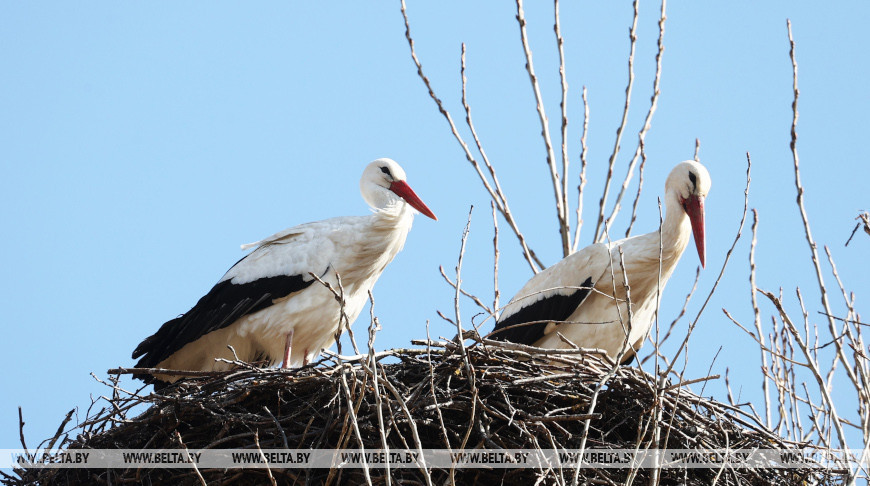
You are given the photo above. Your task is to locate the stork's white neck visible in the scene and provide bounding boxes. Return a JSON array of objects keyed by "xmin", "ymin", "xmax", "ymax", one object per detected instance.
[
  {"xmin": 659, "ymin": 191, "xmax": 692, "ymax": 262},
  {"xmin": 362, "ymin": 183, "xmax": 401, "ymax": 213},
  {"xmin": 339, "ymin": 204, "xmax": 415, "ymax": 293}
]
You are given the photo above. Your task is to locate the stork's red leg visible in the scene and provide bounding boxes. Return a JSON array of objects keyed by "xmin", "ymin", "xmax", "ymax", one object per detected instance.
[{"xmin": 281, "ymin": 330, "xmax": 294, "ymax": 369}]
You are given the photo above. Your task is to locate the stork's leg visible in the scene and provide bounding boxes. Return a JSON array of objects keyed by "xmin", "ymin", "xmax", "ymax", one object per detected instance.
[{"xmin": 281, "ymin": 330, "xmax": 294, "ymax": 369}]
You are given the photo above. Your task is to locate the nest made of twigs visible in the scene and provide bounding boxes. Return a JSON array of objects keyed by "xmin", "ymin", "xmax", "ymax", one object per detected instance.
[{"xmin": 4, "ymin": 339, "xmax": 846, "ymax": 485}]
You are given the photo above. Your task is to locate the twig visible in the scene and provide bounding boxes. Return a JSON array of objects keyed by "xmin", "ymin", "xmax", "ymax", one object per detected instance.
[
  {"xmin": 528, "ymin": 413, "xmax": 601, "ymax": 422},
  {"xmin": 722, "ymin": 309, "xmax": 810, "ymax": 369},
  {"xmin": 492, "ymin": 201, "xmax": 501, "ymax": 317},
  {"xmin": 845, "ymin": 211, "xmax": 869, "ymax": 246},
  {"xmin": 624, "ymin": 138, "xmax": 647, "ymax": 238},
  {"xmin": 758, "ymin": 289, "xmax": 850, "ymax": 453},
  {"xmin": 646, "ymin": 196, "xmax": 667, "ymax": 486},
  {"xmin": 516, "ymin": 0, "xmax": 569, "ymax": 256},
  {"xmin": 18, "ymin": 406, "xmax": 29, "ymax": 455},
  {"xmin": 439, "ymin": 265, "xmax": 493, "ymax": 316},
  {"xmin": 378, "ymin": 365, "xmax": 434, "ymax": 486},
  {"xmin": 333, "ymin": 332, "xmax": 373, "ymax": 486},
  {"xmin": 365, "ymin": 291, "xmax": 391, "ymax": 486},
  {"xmin": 400, "ymin": 0, "xmax": 543, "ymax": 272},
  {"xmin": 642, "ymin": 266, "xmax": 700, "ymax": 364},
  {"xmin": 43, "ymin": 409, "xmax": 75, "ymax": 453},
  {"xmin": 786, "ymin": 20, "xmax": 859, "ymax": 392},
  {"xmin": 452, "ymin": 207, "xmax": 479, "ymax": 423},
  {"xmin": 572, "ymin": 86, "xmax": 590, "ymax": 252},
  {"xmin": 599, "ymin": 0, "xmax": 668, "ymax": 243},
  {"xmin": 426, "ymin": 321, "xmax": 452, "ymax": 453},
  {"xmin": 748, "ymin": 208, "xmax": 772, "ymax": 428},
  {"xmin": 475, "ymin": 336, "xmax": 612, "ymax": 360},
  {"xmin": 824, "ymin": 246, "xmax": 857, "ymax": 321},
  {"xmin": 554, "ymin": 0, "xmax": 571, "ymax": 253},
  {"xmin": 175, "ymin": 430, "xmax": 207, "ymax": 486},
  {"xmin": 593, "ymin": 0, "xmax": 639, "ymax": 243}
]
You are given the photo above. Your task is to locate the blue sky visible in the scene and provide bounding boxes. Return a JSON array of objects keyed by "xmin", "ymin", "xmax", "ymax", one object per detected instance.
[{"xmin": 2, "ymin": 2, "xmax": 868, "ymax": 449}]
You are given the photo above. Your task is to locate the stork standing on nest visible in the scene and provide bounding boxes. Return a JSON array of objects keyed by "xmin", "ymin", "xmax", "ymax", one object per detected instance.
[
  {"xmin": 132, "ymin": 158, "xmax": 437, "ymax": 385},
  {"xmin": 490, "ymin": 160, "xmax": 711, "ymax": 363}
]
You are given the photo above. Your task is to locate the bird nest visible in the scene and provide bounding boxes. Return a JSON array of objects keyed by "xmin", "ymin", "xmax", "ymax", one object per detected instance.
[{"xmin": 4, "ymin": 339, "xmax": 845, "ymax": 485}]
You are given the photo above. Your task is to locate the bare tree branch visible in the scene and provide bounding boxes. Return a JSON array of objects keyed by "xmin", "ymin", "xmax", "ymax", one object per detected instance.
[
  {"xmin": 845, "ymin": 211, "xmax": 870, "ymax": 246},
  {"xmin": 491, "ymin": 201, "xmax": 502, "ymax": 317},
  {"xmin": 599, "ymin": 0, "xmax": 668, "ymax": 243},
  {"xmin": 593, "ymin": 0, "xmax": 639, "ymax": 243},
  {"xmin": 624, "ymin": 138, "xmax": 648, "ymax": 237},
  {"xmin": 516, "ymin": 0, "xmax": 570, "ymax": 256},
  {"xmin": 758, "ymin": 289, "xmax": 850, "ymax": 453},
  {"xmin": 554, "ymin": 0, "xmax": 571, "ymax": 253},
  {"xmin": 749, "ymin": 208, "xmax": 773, "ymax": 428},
  {"xmin": 399, "ymin": 0, "xmax": 544, "ymax": 272},
  {"xmin": 787, "ymin": 19, "xmax": 861, "ymax": 390},
  {"xmin": 572, "ymin": 86, "xmax": 590, "ymax": 252}
]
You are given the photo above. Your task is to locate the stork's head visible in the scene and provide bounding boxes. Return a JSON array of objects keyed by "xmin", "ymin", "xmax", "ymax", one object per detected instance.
[
  {"xmin": 666, "ymin": 160, "xmax": 711, "ymax": 267},
  {"xmin": 360, "ymin": 158, "xmax": 437, "ymax": 220}
]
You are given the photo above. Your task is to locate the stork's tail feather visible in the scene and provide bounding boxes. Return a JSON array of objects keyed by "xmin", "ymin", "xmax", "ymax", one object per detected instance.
[{"xmin": 131, "ymin": 316, "xmax": 184, "ymax": 384}]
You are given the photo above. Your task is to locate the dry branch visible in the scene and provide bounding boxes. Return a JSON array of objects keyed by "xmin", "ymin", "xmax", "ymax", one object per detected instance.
[
  {"xmin": 601, "ymin": 0, "xmax": 669, "ymax": 243},
  {"xmin": 593, "ymin": 0, "xmax": 640, "ymax": 244},
  {"xmin": 845, "ymin": 211, "xmax": 870, "ymax": 246},
  {"xmin": 399, "ymin": 0, "xmax": 544, "ymax": 273},
  {"xmin": 515, "ymin": 0, "xmax": 569, "ymax": 256}
]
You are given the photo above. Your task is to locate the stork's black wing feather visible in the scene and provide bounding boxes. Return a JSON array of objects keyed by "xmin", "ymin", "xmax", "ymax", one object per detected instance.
[
  {"xmin": 132, "ymin": 273, "xmax": 315, "ymax": 374},
  {"xmin": 490, "ymin": 277, "xmax": 594, "ymax": 345}
]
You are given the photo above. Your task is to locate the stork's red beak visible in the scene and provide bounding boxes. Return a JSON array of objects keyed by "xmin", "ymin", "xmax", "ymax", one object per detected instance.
[
  {"xmin": 389, "ymin": 180, "xmax": 437, "ymax": 220},
  {"xmin": 683, "ymin": 194, "xmax": 705, "ymax": 268}
]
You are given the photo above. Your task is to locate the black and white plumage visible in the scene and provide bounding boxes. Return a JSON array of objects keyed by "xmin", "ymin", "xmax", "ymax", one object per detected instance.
[
  {"xmin": 490, "ymin": 160, "xmax": 711, "ymax": 362},
  {"xmin": 132, "ymin": 158, "xmax": 436, "ymax": 385}
]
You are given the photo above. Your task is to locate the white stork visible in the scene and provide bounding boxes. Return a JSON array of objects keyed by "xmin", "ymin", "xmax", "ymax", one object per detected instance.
[
  {"xmin": 132, "ymin": 158, "xmax": 436, "ymax": 386},
  {"xmin": 490, "ymin": 160, "xmax": 710, "ymax": 363}
]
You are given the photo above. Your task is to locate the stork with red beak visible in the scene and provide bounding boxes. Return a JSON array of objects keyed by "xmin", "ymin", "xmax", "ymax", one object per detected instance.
[
  {"xmin": 132, "ymin": 158, "xmax": 437, "ymax": 386},
  {"xmin": 490, "ymin": 160, "xmax": 710, "ymax": 362}
]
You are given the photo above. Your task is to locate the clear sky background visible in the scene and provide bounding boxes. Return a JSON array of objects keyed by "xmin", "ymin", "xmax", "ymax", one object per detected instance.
[{"xmin": 2, "ymin": 2, "xmax": 868, "ymax": 449}]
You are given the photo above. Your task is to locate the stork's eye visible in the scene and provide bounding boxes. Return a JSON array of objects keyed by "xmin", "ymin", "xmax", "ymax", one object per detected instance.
[
  {"xmin": 380, "ymin": 166, "xmax": 393, "ymax": 178},
  {"xmin": 688, "ymin": 171, "xmax": 697, "ymax": 192}
]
